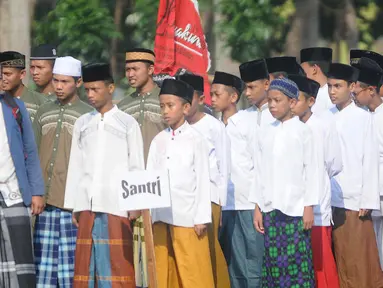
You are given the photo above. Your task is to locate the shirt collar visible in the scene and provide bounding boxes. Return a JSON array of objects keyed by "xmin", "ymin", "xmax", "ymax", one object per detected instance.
[
  {"xmin": 167, "ymin": 121, "xmax": 189, "ymax": 136},
  {"xmin": 55, "ymin": 97, "xmax": 80, "ymax": 108},
  {"xmin": 227, "ymin": 111, "xmax": 241, "ymax": 126},
  {"xmin": 91, "ymin": 105, "xmax": 118, "ymax": 119},
  {"xmin": 275, "ymin": 116, "xmax": 300, "ymax": 126},
  {"xmin": 374, "ymin": 102, "xmax": 383, "ymax": 114},
  {"xmin": 257, "ymin": 102, "xmax": 269, "ymax": 112},
  {"xmin": 135, "ymin": 85, "xmax": 160, "ymax": 98}
]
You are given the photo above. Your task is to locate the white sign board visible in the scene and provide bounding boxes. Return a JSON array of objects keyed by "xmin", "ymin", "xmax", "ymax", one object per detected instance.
[{"xmin": 112, "ymin": 168, "xmax": 171, "ymax": 211}]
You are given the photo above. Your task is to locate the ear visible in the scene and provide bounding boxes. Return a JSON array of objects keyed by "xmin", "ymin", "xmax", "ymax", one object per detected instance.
[
  {"xmin": 312, "ymin": 64, "xmax": 318, "ymax": 76},
  {"xmin": 230, "ymin": 92, "xmax": 239, "ymax": 104},
  {"xmin": 76, "ymin": 78, "xmax": 83, "ymax": 88},
  {"xmin": 290, "ymin": 98, "xmax": 297, "ymax": 109},
  {"xmin": 264, "ymin": 79, "xmax": 270, "ymax": 90},
  {"xmin": 308, "ymin": 97, "xmax": 316, "ymax": 108},
  {"xmin": 20, "ymin": 69, "xmax": 26, "ymax": 80},
  {"xmin": 108, "ymin": 83, "xmax": 115, "ymax": 95},
  {"xmin": 198, "ymin": 94, "xmax": 205, "ymax": 105},
  {"xmin": 148, "ymin": 64, "xmax": 154, "ymax": 76},
  {"xmin": 349, "ymin": 82, "xmax": 356, "ymax": 90},
  {"xmin": 183, "ymin": 102, "xmax": 191, "ymax": 115}
]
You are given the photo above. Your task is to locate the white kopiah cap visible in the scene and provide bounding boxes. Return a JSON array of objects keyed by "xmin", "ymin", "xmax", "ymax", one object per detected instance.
[{"xmin": 53, "ymin": 56, "xmax": 81, "ymax": 77}]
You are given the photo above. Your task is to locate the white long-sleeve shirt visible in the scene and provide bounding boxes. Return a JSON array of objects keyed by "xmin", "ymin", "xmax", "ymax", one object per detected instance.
[
  {"xmin": 191, "ymin": 114, "xmax": 230, "ymax": 206},
  {"xmin": 374, "ymin": 103, "xmax": 383, "ymax": 198},
  {"xmin": 312, "ymin": 84, "xmax": 335, "ymax": 115},
  {"xmin": 329, "ymin": 102, "xmax": 380, "ymax": 211},
  {"xmin": 64, "ymin": 106, "xmax": 145, "ymax": 217},
  {"xmin": 246, "ymin": 102, "xmax": 275, "ymax": 127},
  {"xmin": 147, "ymin": 121, "xmax": 211, "ymax": 227},
  {"xmin": 251, "ymin": 117, "xmax": 319, "ymax": 217},
  {"xmin": 223, "ymin": 111, "xmax": 258, "ymax": 211},
  {"xmin": 0, "ymin": 103, "xmax": 23, "ymax": 206},
  {"xmin": 306, "ymin": 112, "xmax": 342, "ymax": 226}
]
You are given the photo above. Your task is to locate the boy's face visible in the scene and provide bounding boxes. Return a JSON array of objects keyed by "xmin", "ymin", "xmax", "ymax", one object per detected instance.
[
  {"xmin": 301, "ymin": 62, "xmax": 315, "ymax": 80},
  {"xmin": 187, "ymin": 91, "xmax": 204, "ymax": 118},
  {"xmin": 160, "ymin": 94, "xmax": 190, "ymax": 127},
  {"xmin": 244, "ymin": 79, "xmax": 269, "ymax": 106},
  {"xmin": 30, "ymin": 60, "xmax": 54, "ymax": 88},
  {"xmin": 353, "ymin": 81, "xmax": 372, "ymax": 107},
  {"xmin": 328, "ymin": 78, "xmax": 353, "ymax": 106},
  {"xmin": 53, "ymin": 74, "xmax": 81, "ymax": 102},
  {"xmin": 125, "ymin": 62, "xmax": 153, "ymax": 89},
  {"xmin": 84, "ymin": 81, "xmax": 114, "ymax": 110},
  {"xmin": 292, "ymin": 91, "xmax": 315, "ymax": 118},
  {"xmin": 1, "ymin": 67, "xmax": 25, "ymax": 91},
  {"xmin": 268, "ymin": 89, "xmax": 296, "ymax": 121},
  {"xmin": 210, "ymin": 83, "xmax": 236, "ymax": 112}
]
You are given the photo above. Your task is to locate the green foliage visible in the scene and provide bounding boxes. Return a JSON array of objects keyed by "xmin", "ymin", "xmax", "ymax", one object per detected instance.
[
  {"xmin": 33, "ymin": 0, "xmax": 121, "ymax": 63},
  {"xmin": 218, "ymin": 0, "xmax": 294, "ymax": 62},
  {"xmin": 130, "ymin": 0, "xmax": 159, "ymax": 49}
]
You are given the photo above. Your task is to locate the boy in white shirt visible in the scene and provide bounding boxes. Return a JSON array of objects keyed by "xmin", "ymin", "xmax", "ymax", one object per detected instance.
[
  {"xmin": 147, "ymin": 79, "xmax": 214, "ymax": 288},
  {"xmin": 327, "ymin": 63, "xmax": 383, "ymax": 286},
  {"xmin": 252, "ymin": 77, "xmax": 318, "ymax": 287},
  {"xmin": 64, "ymin": 63, "xmax": 144, "ymax": 287},
  {"xmin": 350, "ymin": 55, "xmax": 383, "ymax": 270},
  {"xmin": 289, "ymin": 74, "xmax": 341, "ymax": 288},
  {"xmin": 239, "ymin": 59, "xmax": 275, "ymax": 127},
  {"xmin": 177, "ymin": 74, "xmax": 231, "ymax": 287},
  {"xmin": 211, "ymin": 71, "xmax": 263, "ymax": 288},
  {"xmin": 300, "ymin": 47, "xmax": 334, "ymax": 115}
]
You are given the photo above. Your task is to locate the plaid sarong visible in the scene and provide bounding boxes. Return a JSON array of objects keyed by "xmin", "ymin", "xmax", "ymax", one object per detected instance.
[
  {"xmin": 34, "ymin": 206, "xmax": 77, "ymax": 287},
  {"xmin": 133, "ymin": 215, "xmax": 148, "ymax": 288},
  {"xmin": 74, "ymin": 211, "xmax": 135, "ymax": 288},
  {"xmin": 0, "ymin": 196, "xmax": 35, "ymax": 288},
  {"xmin": 262, "ymin": 210, "xmax": 315, "ymax": 288}
]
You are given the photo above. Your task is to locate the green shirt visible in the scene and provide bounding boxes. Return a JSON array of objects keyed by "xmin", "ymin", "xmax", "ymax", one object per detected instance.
[
  {"xmin": 117, "ymin": 85, "xmax": 167, "ymax": 162},
  {"xmin": 33, "ymin": 98, "xmax": 93, "ymax": 208},
  {"xmin": 20, "ymin": 86, "xmax": 48, "ymax": 122}
]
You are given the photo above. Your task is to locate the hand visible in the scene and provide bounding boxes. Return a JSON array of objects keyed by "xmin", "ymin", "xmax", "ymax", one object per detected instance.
[
  {"xmin": 128, "ymin": 210, "xmax": 141, "ymax": 221},
  {"xmin": 303, "ymin": 206, "xmax": 314, "ymax": 230},
  {"xmin": 72, "ymin": 212, "xmax": 80, "ymax": 228},
  {"xmin": 31, "ymin": 196, "xmax": 45, "ymax": 215},
  {"xmin": 254, "ymin": 205, "xmax": 264, "ymax": 234},
  {"xmin": 194, "ymin": 224, "xmax": 207, "ymax": 237},
  {"xmin": 359, "ymin": 209, "xmax": 371, "ymax": 217}
]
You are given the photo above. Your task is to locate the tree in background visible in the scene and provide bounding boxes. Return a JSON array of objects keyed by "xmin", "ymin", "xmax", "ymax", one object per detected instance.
[{"xmin": 33, "ymin": 0, "xmax": 121, "ymax": 64}]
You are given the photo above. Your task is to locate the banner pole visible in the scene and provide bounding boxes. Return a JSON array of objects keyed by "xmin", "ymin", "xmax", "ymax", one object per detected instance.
[{"xmin": 143, "ymin": 209, "xmax": 157, "ymax": 288}]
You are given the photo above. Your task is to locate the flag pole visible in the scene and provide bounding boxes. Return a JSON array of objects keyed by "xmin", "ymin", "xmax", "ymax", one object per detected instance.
[{"xmin": 143, "ymin": 209, "xmax": 157, "ymax": 288}]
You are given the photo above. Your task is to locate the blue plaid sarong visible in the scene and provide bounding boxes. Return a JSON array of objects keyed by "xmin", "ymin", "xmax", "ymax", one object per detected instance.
[{"xmin": 34, "ymin": 205, "xmax": 77, "ymax": 288}]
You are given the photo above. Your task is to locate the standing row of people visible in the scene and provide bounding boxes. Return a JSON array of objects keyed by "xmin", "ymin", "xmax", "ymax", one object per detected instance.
[{"xmin": 0, "ymin": 44, "xmax": 383, "ymax": 288}]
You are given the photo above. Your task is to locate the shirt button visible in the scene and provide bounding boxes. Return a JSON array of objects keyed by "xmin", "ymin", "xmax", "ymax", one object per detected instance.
[
  {"xmin": 56, "ymin": 134, "xmax": 59, "ymax": 137},
  {"xmin": 53, "ymin": 148, "xmax": 57, "ymax": 151},
  {"xmin": 172, "ymin": 138, "xmax": 174, "ymax": 140},
  {"xmin": 48, "ymin": 177, "xmax": 51, "ymax": 181},
  {"xmin": 58, "ymin": 119, "xmax": 61, "ymax": 122},
  {"xmin": 139, "ymin": 124, "xmax": 142, "ymax": 127},
  {"xmin": 167, "ymin": 157, "xmax": 169, "ymax": 159},
  {"xmin": 140, "ymin": 110, "xmax": 143, "ymax": 113},
  {"xmin": 60, "ymin": 108, "xmax": 64, "ymax": 112},
  {"xmin": 50, "ymin": 163, "xmax": 53, "ymax": 166}
]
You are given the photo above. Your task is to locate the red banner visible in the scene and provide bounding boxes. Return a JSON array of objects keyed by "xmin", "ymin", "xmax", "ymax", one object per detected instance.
[{"xmin": 154, "ymin": 0, "xmax": 212, "ymax": 104}]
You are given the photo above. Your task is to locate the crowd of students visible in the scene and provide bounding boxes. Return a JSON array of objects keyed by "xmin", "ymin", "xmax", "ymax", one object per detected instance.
[{"xmin": 0, "ymin": 45, "xmax": 382, "ymax": 288}]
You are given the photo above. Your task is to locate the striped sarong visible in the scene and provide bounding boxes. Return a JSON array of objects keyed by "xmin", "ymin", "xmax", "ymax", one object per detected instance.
[
  {"xmin": 34, "ymin": 205, "xmax": 77, "ymax": 287},
  {"xmin": 133, "ymin": 215, "xmax": 148, "ymax": 288},
  {"xmin": 0, "ymin": 196, "xmax": 35, "ymax": 288},
  {"xmin": 73, "ymin": 211, "xmax": 135, "ymax": 288},
  {"xmin": 262, "ymin": 210, "xmax": 315, "ymax": 288}
]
